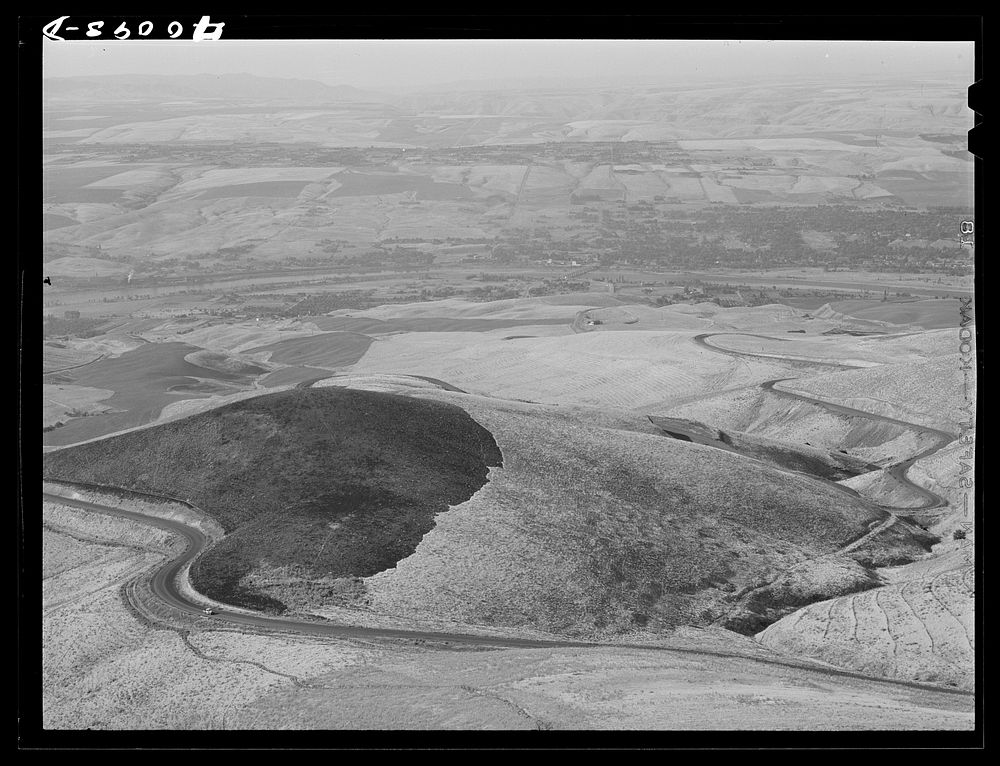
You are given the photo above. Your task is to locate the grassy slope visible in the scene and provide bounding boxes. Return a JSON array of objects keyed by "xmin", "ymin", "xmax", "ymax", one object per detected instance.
[
  {"xmin": 665, "ymin": 384, "xmax": 938, "ymax": 466},
  {"xmin": 647, "ymin": 415, "xmax": 878, "ymax": 481},
  {"xmin": 356, "ymin": 392, "xmax": 932, "ymax": 639},
  {"xmin": 43, "ymin": 383, "xmax": 937, "ymax": 639},
  {"xmin": 43, "ymin": 387, "xmax": 503, "ymax": 612}
]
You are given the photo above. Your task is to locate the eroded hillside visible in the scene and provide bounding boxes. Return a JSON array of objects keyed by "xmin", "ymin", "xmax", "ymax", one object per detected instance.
[{"xmin": 45, "ymin": 385, "xmax": 938, "ymax": 639}]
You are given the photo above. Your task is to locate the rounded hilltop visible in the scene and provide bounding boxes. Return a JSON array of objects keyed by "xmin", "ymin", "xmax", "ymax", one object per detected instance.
[
  {"xmin": 44, "ymin": 386, "xmax": 503, "ymax": 612},
  {"xmin": 45, "ymin": 384, "xmax": 936, "ymax": 640}
]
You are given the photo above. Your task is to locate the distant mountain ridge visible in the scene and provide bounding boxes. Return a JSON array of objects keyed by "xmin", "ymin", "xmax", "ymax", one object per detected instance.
[{"xmin": 43, "ymin": 73, "xmax": 396, "ymax": 105}]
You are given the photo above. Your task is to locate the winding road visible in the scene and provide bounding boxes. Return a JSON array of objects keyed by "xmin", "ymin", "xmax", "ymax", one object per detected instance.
[
  {"xmin": 694, "ymin": 332, "xmax": 956, "ymax": 512},
  {"xmin": 40, "ymin": 328, "xmax": 967, "ymax": 696},
  {"xmin": 41, "ymin": 487, "xmax": 973, "ymax": 697},
  {"xmin": 693, "ymin": 332, "xmax": 859, "ymax": 370},
  {"xmin": 684, "ymin": 331, "xmax": 961, "ymax": 633},
  {"xmin": 43, "ymin": 491, "xmax": 571, "ymax": 650}
]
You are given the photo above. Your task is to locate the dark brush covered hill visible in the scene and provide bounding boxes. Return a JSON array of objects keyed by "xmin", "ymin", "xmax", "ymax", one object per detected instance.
[
  {"xmin": 43, "ymin": 387, "xmax": 502, "ymax": 612},
  {"xmin": 44, "ymin": 385, "xmax": 937, "ymax": 638}
]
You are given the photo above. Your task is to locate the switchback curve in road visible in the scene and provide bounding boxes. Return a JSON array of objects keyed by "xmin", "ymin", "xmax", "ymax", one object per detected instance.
[
  {"xmin": 41, "ymin": 489, "xmax": 972, "ymax": 697},
  {"xmin": 692, "ymin": 333, "xmax": 956, "ymax": 512}
]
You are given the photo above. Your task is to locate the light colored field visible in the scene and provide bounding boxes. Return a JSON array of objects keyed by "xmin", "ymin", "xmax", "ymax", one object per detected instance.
[
  {"xmin": 583, "ymin": 305, "xmax": 711, "ymax": 331},
  {"xmin": 780, "ymin": 351, "xmax": 973, "ymax": 431},
  {"xmin": 707, "ymin": 334, "xmax": 884, "ymax": 367},
  {"xmin": 620, "ymin": 125, "xmax": 691, "ymax": 141},
  {"xmin": 43, "ymin": 384, "xmax": 116, "ymax": 428},
  {"xmin": 801, "ymin": 229, "xmax": 839, "ymax": 249},
  {"xmin": 348, "ymin": 329, "xmax": 785, "ymax": 410},
  {"xmin": 879, "ymin": 152, "xmax": 969, "ymax": 175},
  {"xmin": 44, "ymin": 201, "xmax": 120, "ymax": 224},
  {"xmin": 758, "ymin": 567, "xmax": 974, "ymax": 691},
  {"xmin": 720, "ymin": 174, "xmax": 798, "ymax": 193},
  {"xmin": 154, "ymin": 387, "xmax": 285, "ymax": 426},
  {"xmin": 523, "ymin": 165, "xmax": 577, "ymax": 190},
  {"xmin": 853, "ymin": 181, "xmax": 896, "ymax": 199},
  {"xmin": 615, "ymin": 170, "xmax": 671, "ymax": 200},
  {"xmin": 680, "ymin": 137, "xmax": 864, "ymax": 152},
  {"xmin": 43, "ymin": 336, "xmax": 141, "ymax": 373},
  {"xmin": 79, "ymin": 114, "xmax": 396, "ymax": 147},
  {"xmin": 44, "ymin": 128, "xmax": 99, "ymax": 139},
  {"xmin": 789, "ymin": 176, "xmax": 859, "ymax": 195},
  {"xmin": 565, "ymin": 120, "xmax": 648, "ymax": 141},
  {"xmin": 561, "ymin": 160, "xmax": 593, "ymax": 179},
  {"xmin": 45, "ymin": 197, "xmax": 297, "ymax": 255},
  {"xmin": 244, "ymin": 332, "xmax": 371, "ymax": 368},
  {"xmin": 43, "ymin": 525, "xmax": 170, "ymax": 619},
  {"xmin": 184, "ymin": 348, "xmax": 269, "ymax": 375},
  {"xmin": 577, "ymin": 164, "xmax": 621, "ymax": 191},
  {"xmin": 711, "ymin": 327, "xmax": 956, "ymax": 366},
  {"xmin": 830, "ymin": 299, "xmax": 964, "ymax": 330},
  {"xmin": 698, "ymin": 177, "xmax": 740, "ymax": 204},
  {"xmin": 145, "ymin": 318, "xmax": 321, "ymax": 355},
  {"xmin": 428, "ymin": 164, "xmax": 526, "ymax": 195},
  {"xmin": 375, "ymin": 203, "xmax": 490, "ymax": 241},
  {"xmin": 342, "ymin": 302, "xmax": 961, "ymax": 416},
  {"xmin": 84, "ymin": 169, "xmax": 169, "ymax": 188},
  {"xmin": 348, "ymin": 296, "xmax": 589, "ymax": 321},
  {"xmin": 231, "ymin": 640, "xmax": 973, "ymax": 731},
  {"xmin": 538, "ymin": 293, "xmax": 624, "ymax": 308},
  {"xmin": 45, "ymin": 256, "xmax": 132, "ymax": 278},
  {"xmin": 168, "ymin": 167, "xmax": 341, "ymax": 196},
  {"xmin": 660, "ymin": 174, "xmax": 707, "ymax": 200}
]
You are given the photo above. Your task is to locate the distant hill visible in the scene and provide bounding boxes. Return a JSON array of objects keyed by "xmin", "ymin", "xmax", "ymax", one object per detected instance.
[{"xmin": 43, "ymin": 73, "xmax": 396, "ymax": 105}]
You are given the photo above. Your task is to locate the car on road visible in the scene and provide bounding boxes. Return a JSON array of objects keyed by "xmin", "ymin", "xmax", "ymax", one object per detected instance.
[{"xmin": 203, "ymin": 607, "xmax": 216, "ymax": 616}]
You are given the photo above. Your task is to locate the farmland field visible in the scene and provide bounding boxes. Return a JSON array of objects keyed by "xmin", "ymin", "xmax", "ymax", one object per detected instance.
[
  {"xmin": 43, "ymin": 213, "xmax": 78, "ymax": 230},
  {"xmin": 328, "ymin": 171, "xmax": 473, "ymax": 200},
  {"xmin": 198, "ymin": 181, "xmax": 313, "ymax": 199},
  {"xmin": 42, "ymin": 342, "xmax": 259, "ymax": 446},
  {"xmin": 307, "ymin": 314, "xmax": 571, "ymax": 333},
  {"xmin": 244, "ymin": 332, "xmax": 373, "ymax": 367},
  {"xmin": 43, "ymin": 164, "xmax": 149, "ymax": 203},
  {"xmin": 830, "ymin": 298, "xmax": 965, "ymax": 330},
  {"xmin": 259, "ymin": 365, "xmax": 335, "ymax": 388}
]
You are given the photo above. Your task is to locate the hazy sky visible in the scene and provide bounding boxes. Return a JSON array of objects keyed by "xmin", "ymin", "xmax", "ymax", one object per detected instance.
[{"xmin": 42, "ymin": 39, "xmax": 975, "ymax": 91}]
